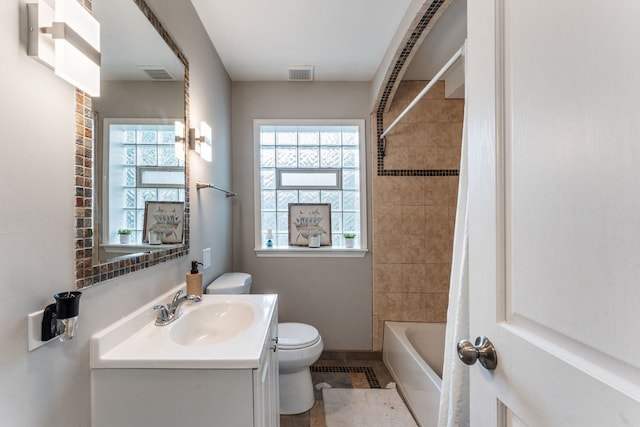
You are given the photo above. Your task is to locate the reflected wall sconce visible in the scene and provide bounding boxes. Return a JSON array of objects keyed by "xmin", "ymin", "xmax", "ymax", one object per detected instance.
[
  {"xmin": 174, "ymin": 120, "xmax": 186, "ymax": 161},
  {"xmin": 189, "ymin": 121, "xmax": 212, "ymax": 162},
  {"xmin": 27, "ymin": 0, "xmax": 101, "ymax": 97}
]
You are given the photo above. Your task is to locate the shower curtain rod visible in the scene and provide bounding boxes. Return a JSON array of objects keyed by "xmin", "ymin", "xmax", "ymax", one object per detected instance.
[
  {"xmin": 380, "ymin": 42, "xmax": 466, "ymax": 143},
  {"xmin": 195, "ymin": 182, "xmax": 237, "ymax": 198}
]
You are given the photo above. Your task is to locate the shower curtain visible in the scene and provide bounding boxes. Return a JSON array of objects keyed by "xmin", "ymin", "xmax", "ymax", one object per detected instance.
[{"xmin": 437, "ymin": 97, "xmax": 470, "ymax": 427}]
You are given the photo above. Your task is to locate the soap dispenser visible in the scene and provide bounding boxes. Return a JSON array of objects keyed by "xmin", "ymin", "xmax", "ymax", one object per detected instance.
[{"xmin": 186, "ymin": 261, "xmax": 203, "ymax": 297}]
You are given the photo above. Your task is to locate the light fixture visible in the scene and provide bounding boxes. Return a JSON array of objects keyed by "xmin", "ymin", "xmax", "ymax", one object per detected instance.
[
  {"xmin": 174, "ymin": 121, "xmax": 186, "ymax": 161},
  {"xmin": 198, "ymin": 122, "xmax": 212, "ymax": 162},
  {"xmin": 189, "ymin": 121, "xmax": 212, "ymax": 162},
  {"xmin": 27, "ymin": 0, "xmax": 101, "ymax": 97}
]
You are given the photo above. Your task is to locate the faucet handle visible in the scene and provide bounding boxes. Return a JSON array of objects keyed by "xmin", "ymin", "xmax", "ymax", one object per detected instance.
[
  {"xmin": 172, "ymin": 290, "xmax": 184, "ymax": 303},
  {"xmin": 153, "ymin": 304, "xmax": 170, "ymax": 320},
  {"xmin": 153, "ymin": 304, "xmax": 172, "ymax": 325}
]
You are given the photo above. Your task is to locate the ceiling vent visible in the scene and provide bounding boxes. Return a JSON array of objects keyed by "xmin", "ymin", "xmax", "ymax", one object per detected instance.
[
  {"xmin": 287, "ymin": 66, "xmax": 314, "ymax": 81},
  {"xmin": 138, "ymin": 66, "xmax": 175, "ymax": 80}
]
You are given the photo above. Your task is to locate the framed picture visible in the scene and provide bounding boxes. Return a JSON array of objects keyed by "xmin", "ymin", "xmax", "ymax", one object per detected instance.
[
  {"xmin": 288, "ymin": 203, "xmax": 332, "ymax": 246},
  {"xmin": 142, "ymin": 201, "xmax": 185, "ymax": 244}
]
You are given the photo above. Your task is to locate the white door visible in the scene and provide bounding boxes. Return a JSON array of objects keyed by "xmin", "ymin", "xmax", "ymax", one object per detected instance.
[{"xmin": 466, "ymin": 0, "xmax": 640, "ymax": 425}]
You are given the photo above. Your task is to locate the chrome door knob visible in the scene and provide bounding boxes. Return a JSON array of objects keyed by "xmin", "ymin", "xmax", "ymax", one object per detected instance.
[{"xmin": 457, "ymin": 336, "xmax": 498, "ymax": 370}]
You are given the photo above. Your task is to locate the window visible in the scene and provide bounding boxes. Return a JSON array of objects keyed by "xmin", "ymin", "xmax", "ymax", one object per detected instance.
[
  {"xmin": 254, "ymin": 119, "xmax": 367, "ymax": 256},
  {"xmin": 102, "ymin": 119, "xmax": 185, "ymax": 244}
]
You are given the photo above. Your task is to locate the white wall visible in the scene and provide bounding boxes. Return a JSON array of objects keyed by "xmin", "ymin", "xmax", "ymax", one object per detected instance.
[
  {"xmin": 0, "ymin": 1, "xmax": 231, "ymax": 425},
  {"xmin": 369, "ymin": 0, "xmax": 428, "ymax": 109},
  {"xmin": 231, "ymin": 82, "xmax": 373, "ymax": 350},
  {"xmin": 94, "ymin": 80, "xmax": 184, "ymax": 118}
]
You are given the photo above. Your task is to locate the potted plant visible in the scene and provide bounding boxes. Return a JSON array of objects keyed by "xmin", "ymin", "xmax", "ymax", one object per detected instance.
[
  {"xmin": 117, "ymin": 229, "xmax": 132, "ymax": 244},
  {"xmin": 344, "ymin": 233, "xmax": 356, "ymax": 248}
]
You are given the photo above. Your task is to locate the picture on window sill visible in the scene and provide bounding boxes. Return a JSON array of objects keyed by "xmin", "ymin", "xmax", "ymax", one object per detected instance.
[
  {"xmin": 142, "ymin": 201, "xmax": 185, "ymax": 244},
  {"xmin": 288, "ymin": 203, "xmax": 332, "ymax": 247}
]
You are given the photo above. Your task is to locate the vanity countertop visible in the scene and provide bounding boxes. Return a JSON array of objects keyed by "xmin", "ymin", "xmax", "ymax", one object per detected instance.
[{"xmin": 90, "ymin": 287, "xmax": 278, "ymax": 370}]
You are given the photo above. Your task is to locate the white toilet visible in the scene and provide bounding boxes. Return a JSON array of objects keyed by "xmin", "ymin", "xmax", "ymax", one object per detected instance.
[
  {"xmin": 205, "ymin": 272, "xmax": 252, "ymax": 294},
  {"xmin": 277, "ymin": 322, "xmax": 323, "ymax": 414},
  {"xmin": 205, "ymin": 272, "xmax": 324, "ymax": 415}
]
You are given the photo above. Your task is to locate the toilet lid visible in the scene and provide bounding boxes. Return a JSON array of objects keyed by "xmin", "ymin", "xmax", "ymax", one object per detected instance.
[{"xmin": 278, "ymin": 322, "xmax": 321, "ymax": 349}]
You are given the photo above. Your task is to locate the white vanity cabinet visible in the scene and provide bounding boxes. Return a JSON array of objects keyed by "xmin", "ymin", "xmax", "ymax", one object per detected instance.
[
  {"xmin": 90, "ymin": 293, "xmax": 279, "ymax": 427},
  {"xmin": 254, "ymin": 307, "xmax": 279, "ymax": 427}
]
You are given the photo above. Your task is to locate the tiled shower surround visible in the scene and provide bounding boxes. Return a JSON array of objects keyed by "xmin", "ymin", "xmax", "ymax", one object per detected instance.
[{"xmin": 372, "ymin": 81, "xmax": 463, "ymax": 350}]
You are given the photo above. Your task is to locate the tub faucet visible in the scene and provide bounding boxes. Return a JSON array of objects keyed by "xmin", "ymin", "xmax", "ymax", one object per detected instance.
[{"xmin": 153, "ymin": 290, "xmax": 202, "ymax": 326}]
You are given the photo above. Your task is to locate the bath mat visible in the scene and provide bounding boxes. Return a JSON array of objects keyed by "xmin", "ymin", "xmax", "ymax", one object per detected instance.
[{"xmin": 323, "ymin": 388, "xmax": 418, "ymax": 427}]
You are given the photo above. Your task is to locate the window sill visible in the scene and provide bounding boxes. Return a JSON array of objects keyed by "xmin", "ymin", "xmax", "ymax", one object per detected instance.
[
  {"xmin": 254, "ymin": 246, "xmax": 368, "ymax": 258},
  {"xmin": 102, "ymin": 243, "xmax": 182, "ymax": 254}
]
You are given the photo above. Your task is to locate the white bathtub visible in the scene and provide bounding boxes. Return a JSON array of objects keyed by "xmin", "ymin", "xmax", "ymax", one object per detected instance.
[{"xmin": 383, "ymin": 322, "xmax": 446, "ymax": 427}]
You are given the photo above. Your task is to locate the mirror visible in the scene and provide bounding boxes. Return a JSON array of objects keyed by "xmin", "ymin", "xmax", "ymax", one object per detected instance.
[{"xmin": 74, "ymin": 0, "xmax": 190, "ymax": 288}]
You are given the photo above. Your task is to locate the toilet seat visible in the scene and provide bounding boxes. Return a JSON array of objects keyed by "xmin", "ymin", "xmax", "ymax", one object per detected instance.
[{"xmin": 278, "ymin": 322, "xmax": 320, "ymax": 350}]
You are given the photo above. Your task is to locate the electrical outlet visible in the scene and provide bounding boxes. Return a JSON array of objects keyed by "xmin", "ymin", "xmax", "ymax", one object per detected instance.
[{"xmin": 203, "ymin": 248, "xmax": 211, "ymax": 269}]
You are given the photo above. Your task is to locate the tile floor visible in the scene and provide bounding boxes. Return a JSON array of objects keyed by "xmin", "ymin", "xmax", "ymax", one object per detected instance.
[{"xmin": 279, "ymin": 352, "xmax": 397, "ymax": 427}]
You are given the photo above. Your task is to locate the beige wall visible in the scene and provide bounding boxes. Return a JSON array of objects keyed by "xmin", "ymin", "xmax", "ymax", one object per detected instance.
[
  {"xmin": 372, "ymin": 81, "xmax": 463, "ymax": 349},
  {"xmin": 231, "ymin": 82, "xmax": 373, "ymax": 350}
]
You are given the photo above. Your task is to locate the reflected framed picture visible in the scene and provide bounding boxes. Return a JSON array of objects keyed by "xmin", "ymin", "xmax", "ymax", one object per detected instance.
[
  {"xmin": 142, "ymin": 201, "xmax": 185, "ymax": 244},
  {"xmin": 288, "ymin": 203, "xmax": 332, "ymax": 246}
]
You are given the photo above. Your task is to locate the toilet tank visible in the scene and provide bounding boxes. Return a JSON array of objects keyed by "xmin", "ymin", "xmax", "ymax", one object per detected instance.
[{"xmin": 205, "ymin": 272, "xmax": 252, "ymax": 294}]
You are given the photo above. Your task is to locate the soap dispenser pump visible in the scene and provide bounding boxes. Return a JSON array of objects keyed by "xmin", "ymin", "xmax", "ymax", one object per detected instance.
[{"xmin": 186, "ymin": 261, "xmax": 203, "ymax": 297}]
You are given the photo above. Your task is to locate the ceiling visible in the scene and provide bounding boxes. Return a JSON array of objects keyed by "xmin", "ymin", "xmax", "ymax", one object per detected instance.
[
  {"xmin": 95, "ymin": 0, "xmax": 184, "ymax": 81},
  {"xmin": 96, "ymin": 0, "xmax": 466, "ymax": 85},
  {"xmin": 404, "ymin": 0, "xmax": 467, "ymax": 81},
  {"xmin": 190, "ymin": 0, "xmax": 467, "ymax": 82}
]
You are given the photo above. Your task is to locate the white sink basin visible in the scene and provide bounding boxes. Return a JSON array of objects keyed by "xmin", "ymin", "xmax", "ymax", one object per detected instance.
[
  {"xmin": 170, "ymin": 301, "xmax": 255, "ymax": 346},
  {"xmin": 90, "ymin": 290, "xmax": 278, "ymax": 369}
]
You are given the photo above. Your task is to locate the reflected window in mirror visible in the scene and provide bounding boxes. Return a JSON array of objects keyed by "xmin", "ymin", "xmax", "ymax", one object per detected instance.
[{"xmin": 103, "ymin": 119, "xmax": 185, "ymax": 246}]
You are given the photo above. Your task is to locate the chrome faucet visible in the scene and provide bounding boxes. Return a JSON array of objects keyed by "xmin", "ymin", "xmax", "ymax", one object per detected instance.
[{"xmin": 153, "ymin": 290, "xmax": 202, "ymax": 326}]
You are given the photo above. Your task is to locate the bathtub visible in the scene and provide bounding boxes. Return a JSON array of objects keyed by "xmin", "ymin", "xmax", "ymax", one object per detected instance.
[{"xmin": 383, "ymin": 322, "xmax": 446, "ymax": 427}]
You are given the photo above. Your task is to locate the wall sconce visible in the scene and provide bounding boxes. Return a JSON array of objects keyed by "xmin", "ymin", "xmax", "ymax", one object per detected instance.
[
  {"xmin": 189, "ymin": 121, "xmax": 212, "ymax": 162},
  {"xmin": 174, "ymin": 120, "xmax": 186, "ymax": 161},
  {"xmin": 42, "ymin": 291, "xmax": 82, "ymax": 341},
  {"xmin": 27, "ymin": 0, "xmax": 101, "ymax": 97}
]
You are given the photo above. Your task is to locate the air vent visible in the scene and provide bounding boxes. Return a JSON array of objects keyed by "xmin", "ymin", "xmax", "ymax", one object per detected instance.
[
  {"xmin": 287, "ymin": 66, "xmax": 314, "ymax": 81},
  {"xmin": 138, "ymin": 66, "xmax": 175, "ymax": 80}
]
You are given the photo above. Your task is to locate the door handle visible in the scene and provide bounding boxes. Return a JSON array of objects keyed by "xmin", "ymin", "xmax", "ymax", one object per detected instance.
[{"xmin": 457, "ymin": 336, "xmax": 498, "ymax": 370}]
